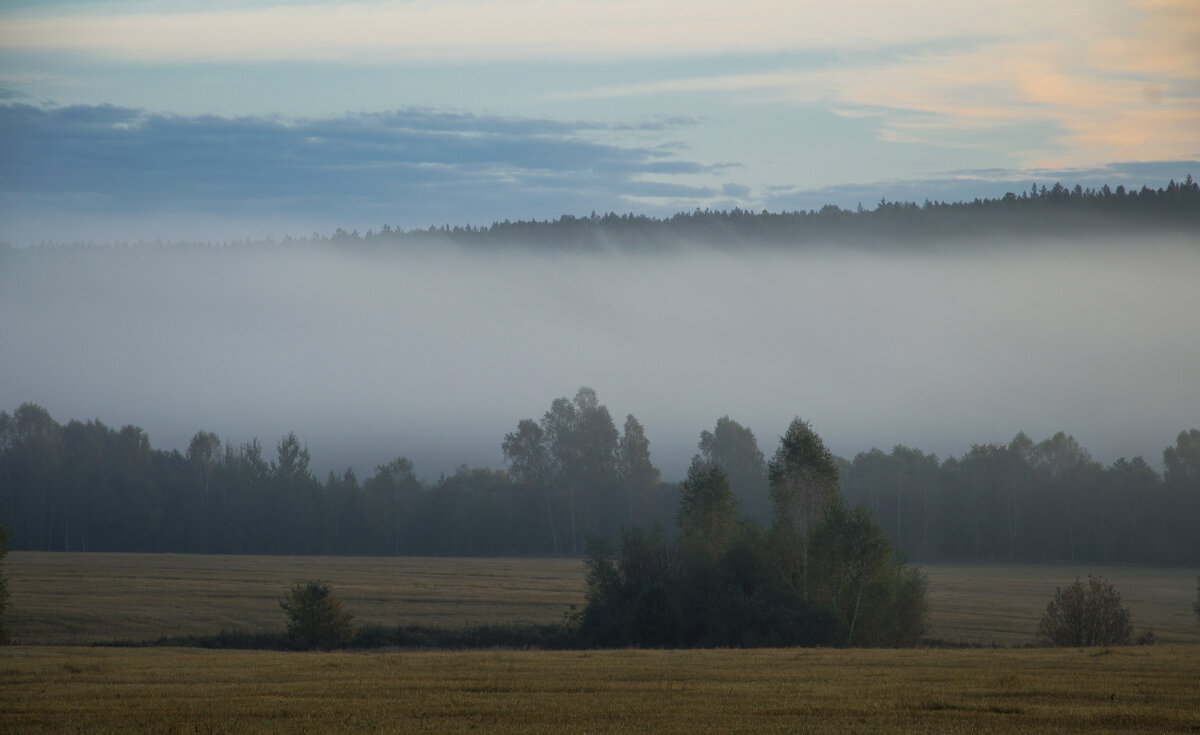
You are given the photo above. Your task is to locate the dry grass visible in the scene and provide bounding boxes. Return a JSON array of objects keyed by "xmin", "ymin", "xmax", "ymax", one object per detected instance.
[
  {"xmin": 3, "ymin": 644, "xmax": 1198, "ymax": 733},
  {"xmin": 5, "ymin": 554, "xmax": 1199, "ymax": 732},
  {"xmin": 922, "ymin": 563, "xmax": 1200, "ymax": 646},
  {"xmin": 5, "ymin": 552, "xmax": 584, "ymax": 645},
  {"xmin": 7, "ymin": 552, "xmax": 1198, "ymax": 646}
]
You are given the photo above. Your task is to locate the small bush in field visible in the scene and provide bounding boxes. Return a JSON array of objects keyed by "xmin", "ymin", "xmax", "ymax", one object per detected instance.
[
  {"xmin": 280, "ymin": 580, "xmax": 354, "ymax": 650},
  {"xmin": 1037, "ymin": 576, "xmax": 1132, "ymax": 647}
]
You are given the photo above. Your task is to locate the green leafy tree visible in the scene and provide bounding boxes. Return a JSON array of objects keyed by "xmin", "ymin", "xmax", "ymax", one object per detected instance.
[
  {"xmin": 364, "ymin": 457, "xmax": 420, "ymax": 555},
  {"xmin": 280, "ymin": 580, "xmax": 354, "ymax": 650},
  {"xmin": 1037, "ymin": 576, "xmax": 1132, "ymax": 646},
  {"xmin": 677, "ymin": 459, "xmax": 739, "ymax": 561},
  {"xmin": 508, "ymin": 387, "xmax": 620, "ymax": 554},
  {"xmin": 768, "ymin": 418, "xmax": 839, "ymax": 602},
  {"xmin": 617, "ymin": 414, "xmax": 660, "ymax": 525},
  {"xmin": 811, "ymin": 497, "xmax": 890, "ymax": 644},
  {"xmin": 698, "ymin": 416, "xmax": 769, "ymax": 522},
  {"xmin": 503, "ymin": 418, "xmax": 559, "ymax": 554},
  {"xmin": 810, "ymin": 497, "xmax": 928, "ymax": 646},
  {"xmin": 187, "ymin": 430, "xmax": 223, "ymax": 552}
]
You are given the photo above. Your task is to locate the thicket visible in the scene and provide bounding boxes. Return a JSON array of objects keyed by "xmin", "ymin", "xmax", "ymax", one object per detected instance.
[
  {"xmin": 578, "ymin": 420, "xmax": 927, "ymax": 648},
  {"xmin": 1036, "ymin": 576, "xmax": 1133, "ymax": 647}
]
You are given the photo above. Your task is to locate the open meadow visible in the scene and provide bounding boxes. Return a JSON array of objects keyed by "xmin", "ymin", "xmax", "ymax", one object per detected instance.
[
  {"xmin": 4, "ymin": 553, "xmax": 1199, "ymax": 732},
  {"xmin": 6, "ymin": 552, "xmax": 1199, "ymax": 646},
  {"xmin": 4, "ymin": 644, "xmax": 1199, "ymax": 733}
]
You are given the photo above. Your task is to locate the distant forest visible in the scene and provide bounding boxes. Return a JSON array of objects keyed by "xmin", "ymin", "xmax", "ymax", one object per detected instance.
[
  {"xmin": 4, "ymin": 176, "xmax": 1196, "ymax": 251},
  {"xmin": 328, "ymin": 177, "xmax": 1200, "ymax": 250},
  {"xmin": 2, "ymin": 395, "xmax": 1198, "ymax": 564}
]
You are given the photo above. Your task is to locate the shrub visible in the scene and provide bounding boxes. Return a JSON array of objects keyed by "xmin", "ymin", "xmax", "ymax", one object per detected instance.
[
  {"xmin": 280, "ymin": 580, "xmax": 354, "ymax": 650},
  {"xmin": 1037, "ymin": 576, "xmax": 1132, "ymax": 647}
]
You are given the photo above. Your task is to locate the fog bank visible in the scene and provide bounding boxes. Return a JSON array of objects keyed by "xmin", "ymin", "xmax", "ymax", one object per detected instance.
[{"xmin": 2, "ymin": 236, "xmax": 1196, "ymax": 479}]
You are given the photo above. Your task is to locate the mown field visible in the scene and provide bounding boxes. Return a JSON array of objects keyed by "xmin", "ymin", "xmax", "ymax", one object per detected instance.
[
  {"xmin": 5, "ymin": 552, "xmax": 585, "ymax": 645},
  {"xmin": 4, "ymin": 553, "xmax": 1199, "ymax": 732},
  {"xmin": 6, "ymin": 552, "xmax": 1199, "ymax": 645},
  {"xmin": 4, "ymin": 645, "xmax": 1199, "ymax": 733}
]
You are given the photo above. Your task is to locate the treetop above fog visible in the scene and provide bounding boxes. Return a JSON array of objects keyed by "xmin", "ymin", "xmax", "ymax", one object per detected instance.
[{"xmin": 7, "ymin": 177, "xmax": 1196, "ymax": 251}]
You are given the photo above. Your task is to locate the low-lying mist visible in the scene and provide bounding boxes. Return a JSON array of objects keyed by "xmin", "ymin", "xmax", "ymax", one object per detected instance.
[{"xmin": 2, "ymin": 235, "xmax": 1197, "ymax": 479}]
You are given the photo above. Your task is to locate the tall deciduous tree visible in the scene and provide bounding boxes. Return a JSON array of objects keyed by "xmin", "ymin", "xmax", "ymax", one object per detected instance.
[
  {"xmin": 508, "ymin": 387, "xmax": 621, "ymax": 554},
  {"xmin": 503, "ymin": 419, "xmax": 559, "ymax": 554},
  {"xmin": 698, "ymin": 416, "xmax": 769, "ymax": 522},
  {"xmin": 187, "ymin": 430, "xmax": 223, "ymax": 552},
  {"xmin": 618, "ymin": 414, "xmax": 659, "ymax": 525},
  {"xmin": 768, "ymin": 418, "xmax": 839, "ymax": 602},
  {"xmin": 365, "ymin": 457, "xmax": 419, "ymax": 555},
  {"xmin": 677, "ymin": 459, "xmax": 738, "ymax": 561}
]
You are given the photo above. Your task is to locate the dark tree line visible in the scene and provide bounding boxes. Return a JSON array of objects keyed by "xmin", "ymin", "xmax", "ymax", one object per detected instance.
[
  {"xmin": 327, "ymin": 176, "xmax": 1200, "ymax": 252},
  {"xmin": 839, "ymin": 430, "xmax": 1200, "ymax": 564},
  {"xmin": 7, "ymin": 177, "xmax": 1195, "ymax": 254},
  {"xmin": 1, "ymin": 399, "xmax": 1197, "ymax": 563}
]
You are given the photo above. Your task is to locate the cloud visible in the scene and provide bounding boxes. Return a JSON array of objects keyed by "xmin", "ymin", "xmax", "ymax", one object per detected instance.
[
  {"xmin": 3, "ymin": 1, "xmax": 1195, "ymax": 183},
  {"xmin": 552, "ymin": 3, "xmax": 1200, "ymax": 168},
  {"xmin": 0, "ymin": 1, "xmax": 1089, "ymax": 63},
  {"xmin": 0, "ymin": 103, "xmax": 720, "ymax": 240}
]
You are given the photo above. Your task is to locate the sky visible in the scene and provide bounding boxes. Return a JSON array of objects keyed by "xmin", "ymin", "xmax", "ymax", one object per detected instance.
[
  {"xmin": 1, "ymin": 1, "xmax": 1198, "ymax": 480},
  {"xmin": 1, "ymin": 0, "xmax": 1198, "ymax": 244}
]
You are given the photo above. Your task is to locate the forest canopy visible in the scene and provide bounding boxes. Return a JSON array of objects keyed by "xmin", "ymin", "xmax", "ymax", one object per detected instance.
[{"xmin": 1, "ymin": 397, "xmax": 1197, "ymax": 565}]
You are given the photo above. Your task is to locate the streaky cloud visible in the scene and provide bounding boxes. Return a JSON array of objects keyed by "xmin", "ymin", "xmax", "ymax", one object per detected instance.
[{"xmin": 0, "ymin": 103, "xmax": 720, "ymax": 243}]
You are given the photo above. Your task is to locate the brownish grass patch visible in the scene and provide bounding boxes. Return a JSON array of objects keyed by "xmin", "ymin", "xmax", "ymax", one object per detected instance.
[
  {"xmin": 2, "ymin": 645, "xmax": 1198, "ymax": 733},
  {"xmin": 6, "ymin": 553, "xmax": 1198, "ymax": 647}
]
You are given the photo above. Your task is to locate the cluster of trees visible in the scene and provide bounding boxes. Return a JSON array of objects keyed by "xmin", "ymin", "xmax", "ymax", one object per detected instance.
[
  {"xmin": 579, "ymin": 419, "xmax": 926, "ymax": 647},
  {"xmin": 2, "ymin": 398, "xmax": 1198, "ymax": 563}
]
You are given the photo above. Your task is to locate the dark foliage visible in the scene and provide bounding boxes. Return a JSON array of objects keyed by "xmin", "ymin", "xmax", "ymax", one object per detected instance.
[
  {"xmin": 349, "ymin": 623, "xmax": 577, "ymax": 650},
  {"xmin": 279, "ymin": 580, "xmax": 355, "ymax": 650},
  {"xmin": 579, "ymin": 428, "xmax": 928, "ymax": 649},
  {"xmin": 302, "ymin": 176, "xmax": 1200, "ymax": 252},
  {"xmin": 1036, "ymin": 576, "xmax": 1133, "ymax": 647},
  {"xmin": 1, "ymin": 399, "xmax": 1198, "ymax": 564},
  {"xmin": 108, "ymin": 623, "xmax": 578, "ymax": 651}
]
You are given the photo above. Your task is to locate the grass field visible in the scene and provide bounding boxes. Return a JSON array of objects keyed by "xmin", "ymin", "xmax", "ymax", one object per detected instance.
[
  {"xmin": 4, "ymin": 553, "xmax": 1199, "ymax": 732},
  {"xmin": 3, "ymin": 644, "xmax": 1198, "ymax": 733},
  {"xmin": 7, "ymin": 552, "xmax": 1199, "ymax": 646},
  {"xmin": 5, "ymin": 552, "xmax": 585, "ymax": 645}
]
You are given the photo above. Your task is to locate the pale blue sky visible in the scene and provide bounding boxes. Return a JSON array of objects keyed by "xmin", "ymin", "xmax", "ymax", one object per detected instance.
[{"xmin": 1, "ymin": 0, "xmax": 1197, "ymax": 242}]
